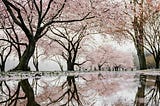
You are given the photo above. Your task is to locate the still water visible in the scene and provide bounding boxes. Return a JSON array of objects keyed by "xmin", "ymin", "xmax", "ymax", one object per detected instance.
[{"xmin": 0, "ymin": 71, "xmax": 159, "ymax": 106}]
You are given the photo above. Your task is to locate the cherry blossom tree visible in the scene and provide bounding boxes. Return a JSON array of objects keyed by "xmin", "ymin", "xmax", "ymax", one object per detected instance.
[
  {"xmin": 1, "ymin": 0, "xmax": 93, "ymax": 71},
  {"xmin": 112, "ymin": 51, "xmax": 134, "ymax": 71},
  {"xmin": 77, "ymin": 0, "xmax": 158, "ymax": 70},
  {"xmin": 42, "ymin": 38, "xmax": 66, "ymax": 71},
  {"xmin": 43, "ymin": 23, "xmax": 94, "ymax": 105},
  {"xmin": 0, "ymin": 0, "xmax": 95, "ymax": 105},
  {"xmin": 83, "ymin": 44, "xmax": 134, "ymax": 71},
  {"xmin": 0, "ymin": 11, "xmax": 26, "ymax": 71},
  {"xmin": 86, "ymin": 45, "xmax": 114, "ymax": 70},
  {"xmin": 46, "ymin": 23, "xmax": 92, "ymax": 71},
  {"xmin": 96, "ymin": 0, "xmax": 160, "ymax": 69}
]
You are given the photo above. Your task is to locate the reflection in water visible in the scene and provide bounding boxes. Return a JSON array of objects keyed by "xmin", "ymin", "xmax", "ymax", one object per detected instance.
[
  {"xmin": 47, "ymin": 76, "xmax": 83, "ymax": 106},
  {"xmin": 0, "ymin": 71, "xmax": 139, "ymax": 106},
  {"xmin": 135, "ymin": 74, "xmax": 160, "ymax": 106},
  {"xmin": 0, "ymin": 80, "xmax": 24, "ymax": 106},
  {"xmin": 0, "ymin": 79, "xmax": 40, "ymax": 106},
  {"xmin": 0, "ymin": 75, "xmax": 94, "ymax": 106},
  {"xmin": 135, "ymin": 74, "xmax": 146, "ymax": 106},
  {"xmin": 20, "ymin": 79, "xmax": 40, "ymax": 106},
  {"xmin": 44, "ymin": 75, "xmax": 97, "ymax": 106}
]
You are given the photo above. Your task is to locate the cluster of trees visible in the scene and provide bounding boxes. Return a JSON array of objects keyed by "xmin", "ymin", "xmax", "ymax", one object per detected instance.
[
  {"xmin": 0, "ymin": 0, "xmax": 95, "ymax": 105},
  {"xmin": 0, "ymin": 0, "xmax": 160, "ymax": 105},
  {"xmin": 81, "ymin": 44, "xmax": 134, "ymax": 71},
  {"xmin": 99, "ymin": 0, "xmax": 160, "ymax": 69},
  {"xmin": 1, "ymin": 0, "xmax": 160, "ymax": 72}
]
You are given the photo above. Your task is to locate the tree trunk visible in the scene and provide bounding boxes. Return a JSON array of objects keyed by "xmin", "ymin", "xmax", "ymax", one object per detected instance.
[
  {"xmin": 0, "ymin": 62, "xmax": 5, "ymax": 72},
  {"xmin": 20, "ymin": 79, "xmax": 40, "ymax": 106},
  {"xmin": 132, "ymin": 0, "xmax": 147, "ymax": 70},
  {"xmin": 35, "ymin": 65, "xmax": 39, "ymax": 71},
  {"xmin": 33, "ymin": 60, "xmax": 39, "ymax": 71},
  {"xmin": 137, "ymin": 48, "xmax": 147, "ymax": 70},
  {"xmin": 67, "ymin": 61, "xmax": 74, "ymax": 71},
  {"xmin": 135, "ymin": 74, "xmax": 146, "ymax": 106},
  {"xmin": 15, "ymin": 41, "xmax": 36, "ymax": 71},
  {"xmin": 98, "ymin": 65, "xmax": 102, "ymax": 71},
  {"xmin": 15, "ymin": 41, "xmax": 40, "ymax": 106},
  {"xmin": 137, "ymin": 21, "xmax": 147, "ymax": 70},
  {"xmin": 67, "ymin": 76, "xmax": 75, "ymax": 87},
  {"xmin": 155, "ymin": 58, "xmax": 159, "ymax": 69}
]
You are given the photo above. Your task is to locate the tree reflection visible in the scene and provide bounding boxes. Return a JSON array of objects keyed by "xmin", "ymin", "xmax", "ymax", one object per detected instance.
[
  {"xmin": 0, "ymin": 80, "xmax": 25, "ymax": 106},
  {"xmin": 0, "ymin": 76, "xmax": 90, "ymax": 106},
  {"xmin": 20, "ymin": 79, "xmax": 40, "ymax": 106},
  {"xmin": 0, "ymin": 79, "xmax": 39, "ymax": 106},
  {"xmin": 145, "ymin": 76, "xmax": 160, "ymax": 106},
  {"xmin": 135, "ymin": 75, "xmax": 160, "ymax": 106},
  {"xmin": 0, "ymin": 72, "xmax": 134, "ymax": 106},
  {"xmin": 47, "ymin": 76, "xmax": 86, "ymax": 106}
]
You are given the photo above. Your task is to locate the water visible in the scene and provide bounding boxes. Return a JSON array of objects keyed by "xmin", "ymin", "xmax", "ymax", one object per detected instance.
[{"xmin": 0, "ymin": 71, "xmax": 159, "ymax": 106}]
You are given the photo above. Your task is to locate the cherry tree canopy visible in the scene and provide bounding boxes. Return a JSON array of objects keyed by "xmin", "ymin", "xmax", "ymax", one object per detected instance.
[{"xmin": 83, "ymin": 44, "xmax": 134, "ymax": 70}]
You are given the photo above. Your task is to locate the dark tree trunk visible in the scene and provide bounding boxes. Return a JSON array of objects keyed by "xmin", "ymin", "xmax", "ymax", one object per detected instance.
[
  {"xmin": 35, "ymin": 65, "xmax": 39, "ymax": 71},
  {"xmin": 135, "ymin": 74, "xmax": 146, "ymax": 106},
  {"xmin": 33, "ymin": 61, "xmax": 39, "ymax": 71},
  {"xmin": 98, "ymin": 65, "xmax": 101, "ymax": 71},
  {"xmin": 137, "ymin": 48, "xmax": 147, "ymax": 70},
  {"xmin": 155, "ymin": 58, "xmax": 159, "ymax": 69},
  {"xmin": 0, "ymin": 55, "xmax": 5, "ymax": 72},
  {"xmin": 33, "ymin": 47, "xmax": 39, "ymax": 71},
  {"xmin": 115, "ymin": 66, "xmax": 119, "ymax": 71},
  {"xmin": 0, "ymin": 45, "xmax": 12, "ymax": 72},
  {"xmin": 137, "ymin": 19, "xmax": 147, "ymax": 70},
  {"xmin": 132, "ymin": 0, "xmax": 147, "ymax": 70},
  {"xmin": 65, "ymin": 60, "xmax": 82, "ymax": 105},
  {"xmin": 67, "ymin": 61, "xmax": 74, "ymax": 71},
  {"xmin": 67, "ymin": 76, "xmax": 75, "ymax": 87},
  {"xmin": 134, "ymin": 18, "xmax": 147, "ymax": 70},
  {"xmin": 15, "ymin": 41, "xmax": 40, "ymax": 106},
  {"xmin": 19, "ymin": 79, "xmax": 40, "ymax": 106},
  {"xmin": 0, "ymin": 63, "xmax": 5, "ymax": 72},
  {"xmin": 15, "ymin": 41, "xmax": 36, "ymax": 71}
]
